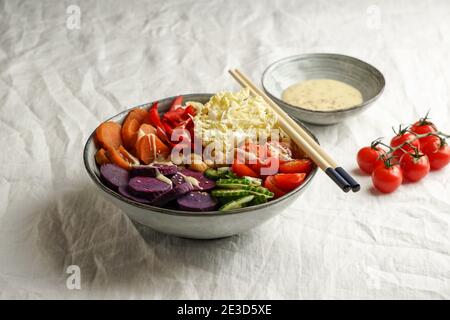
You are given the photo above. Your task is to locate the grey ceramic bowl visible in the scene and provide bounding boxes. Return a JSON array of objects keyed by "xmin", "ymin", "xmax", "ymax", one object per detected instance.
[
  {"xmin": 83, "ymin": 94, "xmax": 318, "ymax": 239},
  {"xmin": 262, "ymin": 53, "xmax": 385, "ymax": 125}
]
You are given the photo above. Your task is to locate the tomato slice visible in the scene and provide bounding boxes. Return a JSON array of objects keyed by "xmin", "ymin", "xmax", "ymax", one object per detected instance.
[
  {"xmin": 279, "ymin": 159, "xmax": 313, "ymax": 174},
  {"xmin": 273, "ymin": 173, "xmax": 306, "ymax": 192},
  {"xmin": 247, "ymin": 156, "xmax": 280, "ymax": 176},
  {"xmin": 264, "ymin": 176, "xmax": 287, "ymax": 198},
  {"xmin": 265, "ymin": 141, "xmax": 293, "ymax": 162},
  {"xmin": 232, "ymin": 162, "xmax": 259, "ymax": 178}
]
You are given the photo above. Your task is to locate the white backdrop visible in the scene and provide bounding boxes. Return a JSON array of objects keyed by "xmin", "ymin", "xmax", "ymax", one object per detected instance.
[{"xmin": 1, "ymin": 0, "xmax": 450, "ymax": 299}]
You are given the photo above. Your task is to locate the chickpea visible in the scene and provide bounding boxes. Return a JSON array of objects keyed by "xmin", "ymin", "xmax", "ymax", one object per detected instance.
[{"xmin": 189, "ymin": 154, "xmax": 209, "ymax": 172}]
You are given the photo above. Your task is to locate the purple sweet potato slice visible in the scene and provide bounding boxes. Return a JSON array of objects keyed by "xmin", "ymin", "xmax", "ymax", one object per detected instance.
[
  {"xmin": 128, "ymin": 176, "xmax": 171, "ymax": 199},
  {"xmin": 152, "ymin": 164, "xmax": 178, "ymax": 176},
  {"xmin": 118, "ymin": 186, "xmax": 151, "ymax": 204},
  {"xmin": 130, "ymin": 165, "xmax": 158, "ymax": 177},
  {"xmin": 176, "ymin": 168, "xmax": 216, "ymax": 191},
  {"xmin": 100, "ymin": 163, "xmax": 129, "ymax": 190},
  {"xmin": 171, "ymin": 172, "xmax": 185, "ymax": 186},
  {"xmin": 177, "ymin": 191, "xmax": 218, "ymax": 212},
  {"xmin": 130, "ymin": 164, "xmax": 178, "ymax": 177},
  {"xmin": 150, "ymin": 182, "xmax": 193, "ymax": 207}
]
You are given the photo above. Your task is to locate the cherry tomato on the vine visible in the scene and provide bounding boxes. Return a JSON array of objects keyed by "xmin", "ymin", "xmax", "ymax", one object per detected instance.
[
  {"xmin": 410, "ymin": 113, "xmax": 437, "ymax": 145},
  {"xmin": 357, "ymin": 145, "xmax": 386, "ymax": 174},
  {"xmin": 372, "ymin": 162, "xmax": 403, "ymax": 193},
  {"xmin": 418, "ymin": 134, "xmax": 440, "ymax": 154},
  {"xmin": 399, "ymin": 152, "xmax": 430, "ymax": 182},
  {"xmin": 390, "ymin": 129, "xmax": 420, "ymax": 161},
  {"xmin": 421, "ymin": 139, "xmax": 450, "ymax": 170}
]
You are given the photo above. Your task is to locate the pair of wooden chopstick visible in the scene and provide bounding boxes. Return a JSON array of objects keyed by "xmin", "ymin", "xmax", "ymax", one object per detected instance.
[{"xmin": 228, "ymin": 69, "xmax": 360, "ymax": 193}]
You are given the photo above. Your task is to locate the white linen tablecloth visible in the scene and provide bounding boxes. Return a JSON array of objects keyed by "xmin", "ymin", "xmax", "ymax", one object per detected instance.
[{"xmin": 1, "ymin": 0, "xmax": 450, "ymax": 299}]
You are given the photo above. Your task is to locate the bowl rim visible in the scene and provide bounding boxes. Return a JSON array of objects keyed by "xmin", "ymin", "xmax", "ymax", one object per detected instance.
[
  {"xmin": 83, "ymin": 93, "xmax": 318, "ymax": 217},
  {"xmin": 261, "ymin": 53, "xmax": 386, "ymax": 114}
]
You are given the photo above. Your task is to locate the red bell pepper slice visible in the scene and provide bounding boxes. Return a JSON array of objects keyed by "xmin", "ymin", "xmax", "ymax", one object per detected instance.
[
  {"xmin": 162, "ymin": 121, "xmax": 174, "ymax": 138},
  {"xmin": 177, "ymin": 117, "xmax": 193, "ymax": 130},
  {"xmin": 163, "ymin": 102, "xmax": 196, "ymax": 128},
  {"xmin": 169, "ymin": 96, "xmax": 183, "ymax": 112},
  {"xmin": 184, "ymin": 105, "xmax": 196, "ymax": 116},
  {"xmin": 148, "ymin": 102, "xmax": 165, "ymax": 130},
  {"xmin": 158, "ymin": 98, "xmax": 197, "ymax": 148},
  {"xmin": 163, "ymin": 108, "xmax": 186, "ymax": 127},
  {"xmin": 156, "ymin": 126, "xmax": 175, "ymax": 148}
]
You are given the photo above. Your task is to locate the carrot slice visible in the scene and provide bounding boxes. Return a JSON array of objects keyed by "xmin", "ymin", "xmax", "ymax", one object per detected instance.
[
  {"xmin": 135, "ymin": 134, "xmax": 170, "ymax": 164},
  {"xmin": 95, "ymin": 148, "xmax": 110, "ymax": 165},
  {"xmin": 105, "ymin": 147, "xmax": 132, "ymax": 170},
  {"xmin": 118, "ymin": 145, "xmax": 140, "ymax": 165},
  {"xmin": 95, "ymin": 121, "xmax": 122, "ymax": 150},
  {"xmin": 154, "ymin": 136, "xmax": 170, "ymax": 158},
  {"xmin": 124, "ymin": 108, "xmax": 149, "ymax": 124},
  {"xmin": 136, "ymin": 135, "xmax": 154, "ymax": 164},
  {"xmin": 137, "ymin": 123, "xmax": 157, "ymax": 141},
  {"xmin": 121, "ymin": 109, "xmax": 153, "ymax": 149},
  {"xmin": 122, "ymin": 118, "xmax": 140, "ymax": 150}
]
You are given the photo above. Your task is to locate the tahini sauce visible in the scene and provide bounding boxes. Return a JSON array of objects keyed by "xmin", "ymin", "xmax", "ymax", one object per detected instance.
[{"xmin": 282, "ymin": 79, "xmax": 363, "ymax": 111}]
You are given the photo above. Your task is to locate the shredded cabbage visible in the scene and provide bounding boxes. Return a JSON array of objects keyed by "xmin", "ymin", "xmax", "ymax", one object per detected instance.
[{"xmin": 189, "ymin": 89, "xmax": 279, "ymax": 151}]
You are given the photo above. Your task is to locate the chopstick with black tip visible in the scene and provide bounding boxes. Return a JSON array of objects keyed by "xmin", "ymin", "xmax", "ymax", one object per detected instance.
[{"xmin": 229, "ymin": 69, "xmax": 358, "ymax": 193}]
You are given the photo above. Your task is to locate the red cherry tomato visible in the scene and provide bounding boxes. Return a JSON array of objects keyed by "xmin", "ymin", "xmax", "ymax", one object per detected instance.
[
  {"xmin": 264, "ymin": 176, "xmax": 287, "ymax": 198},
  {"xmin": 273, "ymin": 173, "xmax": 306, "ymax": 192},
  {"xmin": 278, "ymin": 159, "xmax": 313, "ymax": 174},
  {"xmin": 390, "ymin": 131, "xmax": 420, "ymax": 161},
  {"xmin": 418, "ymin": 134, "xmax": 440, "ymax": 152},
  {"xmin": 399, "ymin": 153, "xmax": 430, "ymax": 182},
  {"xmin": 421, "ymin": 139, "xmax": 450, "ymax": 170},
  {"xmin": 371, "ymin": 163, "xmax": 403, "ymax": 193},
  {"xmin": 357, "ymin": 146, "xmax": 386, "ymax": 174},
  {"xmin": 410, "ymin": 118, "xmax": 437, "ymax": 145},
  {"xmin": 231, "ymin": 162, "xmax": 259, "ymax": 178}
]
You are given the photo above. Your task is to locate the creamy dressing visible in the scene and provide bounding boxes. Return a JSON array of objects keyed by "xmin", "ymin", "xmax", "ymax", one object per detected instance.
[
  {"xmin": 137, "ymin": 128, "xmax": 146, "ymax": 141},
  {"xmin": 282, "ymin": 79, "xmax": 363, "ymax": 111},
  {"xmin": 155, "ymin": 168, "xmax": 173, "ymax": 186},
  {"xmin": 149, "ymin": 134, "xmax": 157, "ymax": 160},
  {"xmin": 126, "ymin": 151, "xmax": 140, "ymax": 166},
  {"xmin": 152, "ymin": 159, "xmax": 174, "ymax": 166},
  {"xmin": 179, "ymin": 173, "xmax": 202, "ymax": 189}
]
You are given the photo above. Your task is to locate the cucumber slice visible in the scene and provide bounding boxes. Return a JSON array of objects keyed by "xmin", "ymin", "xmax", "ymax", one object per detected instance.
[
  {"xmin": 250, "ymin": 195, "xmax": 268, "ymax": 205},
  {"xmin": 213, "ymin": 180, "xmax": 273, "ymax": 198},
  {"xmin": 217, "ymin": 167, "xmax": 231, "ymax": 173},
  {"xmin": 219, "ymin": 195, "xmax": 255, "ymax": 211},
  {"xmin": 205, "ymin": 167, "xmax": 234, "ymax": 180},
  {"xmin": 216, "ymin": 178, "xmax": 251, "ymax": 189},
  {"xmin": 235, "ymin": 195, "xmax": 255, "ymax": 205},
  {"xmin": 225, "ymin": 171, "xmax": 238, "ymax": 179},
  {"xmin": 204, "ymin": 169, "xmax": 221, "ymax": 180},
  {"xmin": 243, "ymin": 185, "xmax": 274, "ymax": 198},
  {"xmin": 211, "ymin": 189, "xmax": 250, "ymax": 197},
  {"xmin": 219, "ymin": 201, "xmax": 241, "ymax": 211},
  {"xmin": 217, "ymin": 195, "xmax": 242, "ymax": 204},
  {"xmin": 243, "ymin": 176, "xmax": 262, "ymax": 186}
]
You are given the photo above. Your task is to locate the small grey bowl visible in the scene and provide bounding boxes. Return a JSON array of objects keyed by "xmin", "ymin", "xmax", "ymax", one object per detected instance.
[
  {"xmin": 262, "ymin": 53, "xmax": 385, "ymax": 125},
  {"xmin": 83, "ymin": 93, "xmax": 319, "ymax": 239}
]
